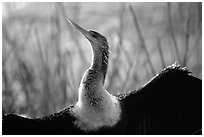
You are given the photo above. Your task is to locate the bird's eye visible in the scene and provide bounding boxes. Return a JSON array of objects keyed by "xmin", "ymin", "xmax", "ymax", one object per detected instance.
[
  {"xmin": 92, "ymin": 33, "xmax": 97, "ymax": 38},
  {"xmin": 90, "ymin": 31, "xmax": 97, "ymax": 38}
]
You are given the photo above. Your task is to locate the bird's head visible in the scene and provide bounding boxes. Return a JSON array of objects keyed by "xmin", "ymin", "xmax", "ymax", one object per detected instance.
[{"xmin": 67, "ymin": 18, "xmax": 109, "ymax": 53}]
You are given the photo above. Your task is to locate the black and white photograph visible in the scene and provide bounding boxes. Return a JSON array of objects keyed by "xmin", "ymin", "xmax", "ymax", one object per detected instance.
[{"xmin": 2, "ymin": 2, "xmax": 202, "ymax": 135}]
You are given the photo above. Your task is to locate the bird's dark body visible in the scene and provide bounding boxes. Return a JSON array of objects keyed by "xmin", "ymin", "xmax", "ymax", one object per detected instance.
[{"xmin": 2, "ymin": 65, "xmax": 202, "ymax": 135}]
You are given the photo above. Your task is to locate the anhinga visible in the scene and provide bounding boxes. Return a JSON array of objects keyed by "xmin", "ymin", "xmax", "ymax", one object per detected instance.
[{"xmin": 2, "ymin": 18, "xmax": 202, "ymax": 135}]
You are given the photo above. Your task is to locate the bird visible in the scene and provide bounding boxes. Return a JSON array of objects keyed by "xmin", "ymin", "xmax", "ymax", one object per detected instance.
[{"xmin": 2, "ymin": 18, "xmax": 202, "ymax": 135}]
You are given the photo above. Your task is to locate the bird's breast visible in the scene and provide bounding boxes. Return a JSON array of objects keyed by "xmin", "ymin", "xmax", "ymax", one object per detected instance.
[{"xmin": 73, "ymin": 85, "xmax": 121, "ymax": 131}]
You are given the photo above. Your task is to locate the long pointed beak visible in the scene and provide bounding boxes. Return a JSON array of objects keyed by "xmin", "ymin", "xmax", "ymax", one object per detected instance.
[{"xmin": 67, "ymin": 18, "xmax": 92, "ymax": 40}]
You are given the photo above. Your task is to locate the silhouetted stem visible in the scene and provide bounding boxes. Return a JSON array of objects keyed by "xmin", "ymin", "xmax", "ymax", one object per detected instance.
[
  {"xmin": 156, "ymin": 37, "xmax": 166, "ymax": 68},
  {"xmin": 183, "ymin": 18, "xmax": 190, "ymax": 66},
  {"xmin": 35, "ymin": 28, "xmax": 56, "ymax": 115},
  {"xmin": 167, "ymin": 3, "xmax": 182, "ymax": 64},
  {"xmin": 129, "ymin": 4, "xmax": 156, "ymax": 76}
]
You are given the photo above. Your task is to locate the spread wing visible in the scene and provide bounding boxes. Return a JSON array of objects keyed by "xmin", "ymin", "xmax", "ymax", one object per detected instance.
[
  {"xmin": 119, "ymin": 66, "xmax": 202, "ymax": 134},
  {"xmin": 2, "ymin": 106, "xmax": 84, "ymax": 135}
]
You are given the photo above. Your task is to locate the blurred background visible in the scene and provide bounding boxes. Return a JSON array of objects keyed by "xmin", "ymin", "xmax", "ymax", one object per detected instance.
[{"xmin": 2, "ymin": 2, "xmax": 202, "ymax": 117}]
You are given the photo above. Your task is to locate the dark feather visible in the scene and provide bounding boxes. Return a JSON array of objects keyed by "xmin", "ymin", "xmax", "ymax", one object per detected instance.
[{"xmin": 118, "ymin": 64, "xmax": 201, "ymax": 134}]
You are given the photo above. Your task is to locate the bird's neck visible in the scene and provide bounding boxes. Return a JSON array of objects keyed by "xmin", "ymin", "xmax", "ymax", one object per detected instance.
[
  {"xmin": 90, "ymin": 47, "xmax": 108, "ymax": 84},
  {"xmin": 73, "ymin": 45, "xmax": 121, "ymax": 131},
  {"xmin": 80, "ymin": 46, "xmax": 109, "ymax": 98}
]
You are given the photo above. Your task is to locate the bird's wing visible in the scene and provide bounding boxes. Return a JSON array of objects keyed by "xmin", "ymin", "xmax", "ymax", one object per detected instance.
[
  {"xmin": 119, "ymin": 66, "xmax": 202, "ymax": 135},
  {"xmin": 2, "ymin": 106, "xmax": 85, "ymax": 135}
]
